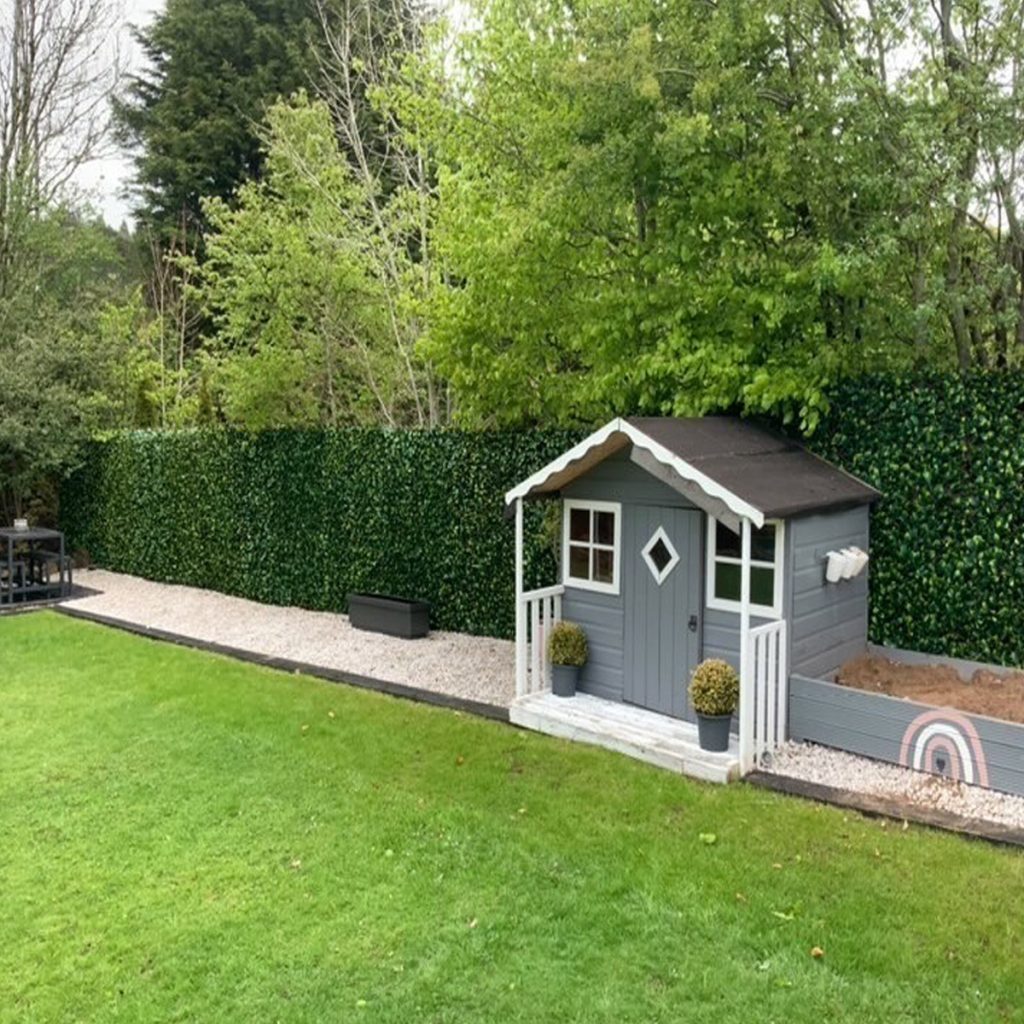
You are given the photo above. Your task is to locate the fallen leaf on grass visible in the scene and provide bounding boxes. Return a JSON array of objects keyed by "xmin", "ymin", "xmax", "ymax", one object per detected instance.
[
  {"xmin": 455, "ymin": 755, "xmax": 465, "ymax": 766},
  {"xmin": 810, "ymin": 946, "xmax": 825, "ymax": 959}
]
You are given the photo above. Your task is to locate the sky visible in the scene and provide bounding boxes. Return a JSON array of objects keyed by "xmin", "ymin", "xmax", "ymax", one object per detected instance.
[{"xmin": 75, "ymin": 0, "xmax": 164, "ymax": 227}]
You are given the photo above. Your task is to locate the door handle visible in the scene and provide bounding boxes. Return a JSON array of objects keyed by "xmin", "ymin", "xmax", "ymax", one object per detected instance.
[{"xmin": 688, "ymin": 614, "xmax": 699, "ymax": 633}]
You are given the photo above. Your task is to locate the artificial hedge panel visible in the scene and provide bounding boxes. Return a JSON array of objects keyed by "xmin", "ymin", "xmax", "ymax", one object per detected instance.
[
  {"xmin": 63, "ymin": 374, "xmax": 1024, "ymax": 664},
  {"xmin": 62, "ymin": 429, "xmax": 581, "ymax": 639},
  {"xmin": 813, "ymin": 373, "xmax": 1024, "ymax": 668}
]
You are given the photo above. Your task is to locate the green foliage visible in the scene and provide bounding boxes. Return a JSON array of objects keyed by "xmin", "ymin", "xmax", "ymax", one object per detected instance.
[
  {"xmin": 547, "ymin": 620, "xmax": 588, "ymax": 667},
  {"xmin": 814, "ymin": 373, "xmax": 1024, "ymax": 668},
  {"xmin": 61, "ymin": 428, "xmax": 580, "ymax": 637},
  {"xmin": 0, "ymin": 210, "xmax": 146, "ymax": 520},
  {"xmin": 689, "ymin": 658, "xmax": 739, "ymax": 716},
  {"xmin": 412, "ymin": 0, "xmax": 928, "ymax": 430},
  {"xmin": 113, "ymin": 0, "xmax": 318, "ymax": 237},
  {"xmin": 196, "ymin": 96, "xmax": 431, "ymax": 428},
  {"xmin": 62, "ymin": 372, "xmax": 1024, "ymax": 666}
]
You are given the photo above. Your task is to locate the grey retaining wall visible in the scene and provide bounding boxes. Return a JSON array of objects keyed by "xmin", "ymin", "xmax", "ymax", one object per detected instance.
[{"xmin": 789, "ymin": 674, "xmax": 1024, "ymax": 798}]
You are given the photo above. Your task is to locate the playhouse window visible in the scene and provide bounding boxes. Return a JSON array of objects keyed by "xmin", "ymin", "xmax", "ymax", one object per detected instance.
[
  {"xmin": 706, "ymin": 517, "xmax": 784, "ymax": 618},
  {"xmin": 562, "ymin": 500, "xmax": 621, "ymax": 595}
]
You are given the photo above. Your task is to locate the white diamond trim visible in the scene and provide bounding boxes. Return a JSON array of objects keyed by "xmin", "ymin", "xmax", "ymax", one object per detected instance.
[{"xmin": 642, "ymin": 525, "xmax": 680, "ymax": 586}]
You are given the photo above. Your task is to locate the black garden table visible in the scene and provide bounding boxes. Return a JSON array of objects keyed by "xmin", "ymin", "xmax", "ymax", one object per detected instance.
[{"xmin": 0, "ymin": 526, "xmax": 71, "ymax": 606}]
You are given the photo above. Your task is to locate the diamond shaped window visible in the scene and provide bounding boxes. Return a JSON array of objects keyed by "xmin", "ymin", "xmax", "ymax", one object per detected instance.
[{"xmin": 642, "ymin": 526, "xmax": 679, "ymax": 585}]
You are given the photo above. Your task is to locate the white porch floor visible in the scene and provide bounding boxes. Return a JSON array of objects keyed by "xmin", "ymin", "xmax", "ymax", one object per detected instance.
[{"xmin": 510, "ymin": 691, "xmax": 740, "ymax": 783}]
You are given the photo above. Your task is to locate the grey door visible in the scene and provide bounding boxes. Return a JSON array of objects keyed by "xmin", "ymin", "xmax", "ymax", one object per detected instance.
[{"xmin": 623, "ymin": 506, "xmax": 702, "ymax": 720}]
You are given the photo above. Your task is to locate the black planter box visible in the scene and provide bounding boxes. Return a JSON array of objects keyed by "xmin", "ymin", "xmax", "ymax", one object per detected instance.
[{"xmin": 347, "ymin": 593, "xmax": 430, "ymax": 639}]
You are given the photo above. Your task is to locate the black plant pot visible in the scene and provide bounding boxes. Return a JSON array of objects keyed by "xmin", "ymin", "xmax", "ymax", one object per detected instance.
[
  {"xmin": 550, "ymin": 663, "xmax": 579, "ymax": 698},
  {"xmin": 696, "ymin": 712, "xmax": 732, "ymax": 752}
]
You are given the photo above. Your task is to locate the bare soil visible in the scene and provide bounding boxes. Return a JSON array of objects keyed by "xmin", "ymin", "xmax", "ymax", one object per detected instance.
[{"xmin": 837, "ymin": 654, "xmax": 1024, "ymax": 725}]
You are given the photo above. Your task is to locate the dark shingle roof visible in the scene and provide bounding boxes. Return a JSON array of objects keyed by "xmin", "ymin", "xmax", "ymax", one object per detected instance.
[{"xmin": 624, "ymin": 416, "xmax": 879, "ymax": 518}]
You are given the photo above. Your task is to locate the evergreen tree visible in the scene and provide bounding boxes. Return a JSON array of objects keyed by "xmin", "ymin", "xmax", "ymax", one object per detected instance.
[{"xmin": 114, "ymin": 0, "xmax": 318, "ymax": 239}]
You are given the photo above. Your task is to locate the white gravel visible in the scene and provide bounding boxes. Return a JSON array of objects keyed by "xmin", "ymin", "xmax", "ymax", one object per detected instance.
[
  {"xmin": 767, "ymin": 741, "xmax": 1024, "ymax": 830},
  {"xmin": 64, "ymin": 570, "xmax": 515, "ymax": 708}
]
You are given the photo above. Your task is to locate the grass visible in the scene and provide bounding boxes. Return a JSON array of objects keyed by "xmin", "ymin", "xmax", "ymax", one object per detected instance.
[{"xmin": 2, "ymin": 612, "xmax": 1022, "ymax": 1023}]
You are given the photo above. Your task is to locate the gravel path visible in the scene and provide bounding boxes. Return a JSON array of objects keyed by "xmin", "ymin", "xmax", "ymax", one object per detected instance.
[
  {"xmin": 64, "ymin": 570, "xmax": 516, "ymax": 708},
  {"xmin": 767, "ymin": 741, "xmax": 1024, "ymax": 830}
]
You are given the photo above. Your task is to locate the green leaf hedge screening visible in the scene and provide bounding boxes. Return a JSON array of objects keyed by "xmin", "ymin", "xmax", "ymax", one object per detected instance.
[
  {"xmin": 61, "ymin": 429, "xmax": 580, "ymax": 639},
  {"xmin": 62, "ymin": 373, "xmax": 1024, "ymax": 664},
  {"xmin": 813, "ymin": 373, "xmax": 1024, "ymax": 668}
]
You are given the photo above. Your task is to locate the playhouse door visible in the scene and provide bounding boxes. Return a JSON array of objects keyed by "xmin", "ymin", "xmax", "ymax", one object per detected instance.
[{"xmin": 623, "ymin": 506, "xmax": 702, "ymax": 720}]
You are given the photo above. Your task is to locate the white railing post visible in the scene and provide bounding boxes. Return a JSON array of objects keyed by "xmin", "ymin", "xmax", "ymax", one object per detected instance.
[
  {"xmin": 776, "ymin": 620, "xmax": 789, "ymax": 747},
  {"xmin": 738, "ymin": 518, "xmax": 754, "ymax": 773},
  {"xmin": 514, "ymin": 498, "xmax": 526, "ymax": 697},
  {"xmin": 746, "ymin": 618, "xmax": 789, "ymax": 769},
  {"xmin": 516, "ymin": 583, "xmax": 566, "ymax": 696}
]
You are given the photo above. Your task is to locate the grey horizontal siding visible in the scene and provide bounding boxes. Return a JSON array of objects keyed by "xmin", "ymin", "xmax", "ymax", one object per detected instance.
[
  {"xmin": 789, "ymin": 674, "xmax": 1024, "ymax": 797},
  {"xmin": 561, "ymin": 585, "xmax": 625, "ymax": 702},
  {"xmin": 786, "ymin": 508, "xmax": 870, "ymax": 679}
]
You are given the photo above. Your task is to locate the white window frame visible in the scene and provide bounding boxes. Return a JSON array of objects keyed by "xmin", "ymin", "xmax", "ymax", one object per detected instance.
[
  {"xmin": 562, "ymin": 499, "xmax": 621, "ymax": 595},
  {"xmin": 705, "ymin": 515, "xmax": 784, "ymax": 619}
]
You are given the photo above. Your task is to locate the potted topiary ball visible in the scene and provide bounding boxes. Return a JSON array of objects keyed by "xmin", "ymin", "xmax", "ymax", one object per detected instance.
[
  {"xmin": 547, "ymin": 620, "xmax": 588, "ymax": 698},
  {"xmin": 689, "ymin": 658, "xmax": 739, "ymax": 752}
]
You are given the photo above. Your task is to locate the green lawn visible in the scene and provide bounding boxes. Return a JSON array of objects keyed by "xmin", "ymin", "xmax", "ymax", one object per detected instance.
[{"xmin": 2, "ymin": 613, "xmax": 1022, "ymax": 1023}]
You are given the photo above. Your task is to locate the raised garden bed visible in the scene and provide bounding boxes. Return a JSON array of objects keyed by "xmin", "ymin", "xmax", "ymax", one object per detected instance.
[{"xmin": 789, "ymin": 672, "xmax": 1024, "ymax": 798}]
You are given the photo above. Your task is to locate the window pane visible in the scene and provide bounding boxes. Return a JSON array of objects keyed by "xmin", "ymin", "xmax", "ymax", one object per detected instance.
[
  {"xmin": 569, "ymin": 508, "xmax": 590, "ymax": 542},
  {"xmin": 568, "ymin": 544, "xmax": 590, "ymax": 579},
  {"xmin": 751, "ymin": 566, "xmax": 775, "ymax": 607},
  {"xmin": 595, "ymin": 510, "xmax": 615, "ymax": 546},
  {"xmin": 648, "ymin": 538, "xmax": 673, "ymax": 574},
  {"xmin": 715, "ymin": 521, "xmax": 742, "ymax": 559},
  {"xmin": 594, "ymin": 547, "xmax": 614, "ymax": 584},
  {"xmin": 714, "ymin": 561, "xmax": 741, "ymax": 601},
  {"xmin": 751, "ymin": 523, "xmax": 777, "ymax": 563},
  {"xmin": 717, "ymin": 520, "xmax": 776, "ymax": 562}
]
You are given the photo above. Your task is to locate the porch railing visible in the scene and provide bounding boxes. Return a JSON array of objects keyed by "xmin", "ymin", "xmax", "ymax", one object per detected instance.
[
  {"xmin": 515, "ymin": 584, "xmax": 565, "ymax": 697},
  {"xmin": 741, "ymin": 618, "xmax": 789, "ymax": 771}
]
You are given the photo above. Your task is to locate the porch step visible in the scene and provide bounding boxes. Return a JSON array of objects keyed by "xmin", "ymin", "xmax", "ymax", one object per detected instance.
[{"xmin": 509, "ymin": 691, "xmax": 740, "ymax": 784}]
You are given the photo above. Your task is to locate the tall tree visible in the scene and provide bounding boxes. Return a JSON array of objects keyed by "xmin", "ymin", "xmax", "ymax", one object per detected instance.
[
  {"xmin": 314, "ymin": 0, "xmax": 448, "ymax": 424},
  {"xmin": 0, "ymin": 0, "xmax": 136, "ymax": 519},
  {"xmin": 114, "ymin": 0, "xmax": 318, "ymax": 239},
  {"xmin": 411, "ymin": 0, "xmax": 1024, "ymax": 430},
  {"xmin": 196, "ymin": 95, "xmax": 438, "ymax": 428},
  {"xmin": 0, "ymin": 0, "xmax": 119, "ymax": 296}
]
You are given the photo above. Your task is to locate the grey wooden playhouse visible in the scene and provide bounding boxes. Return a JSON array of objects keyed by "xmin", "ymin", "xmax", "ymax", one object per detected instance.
[{"xmin": 505, "ymin": 416, "xmax": 880, "ymax": 780}]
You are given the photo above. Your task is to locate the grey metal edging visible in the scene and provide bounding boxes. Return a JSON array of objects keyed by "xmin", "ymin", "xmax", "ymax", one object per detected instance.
[{"xmin": 54, "ymin": 606, "xmax": 510, "ymax": 723}]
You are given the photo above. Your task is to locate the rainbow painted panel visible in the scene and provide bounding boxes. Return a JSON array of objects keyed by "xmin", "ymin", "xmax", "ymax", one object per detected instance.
[{"xmin": 789, "ymin": 675, "xmax": 1024, "ymax": 798}]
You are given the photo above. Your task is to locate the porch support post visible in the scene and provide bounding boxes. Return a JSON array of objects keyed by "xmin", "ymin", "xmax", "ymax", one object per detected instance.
[
  {"xmin": 738, "ymin": 516, "xmax": 754, "ymax": 774},
  {"xmin": 514, "ymin": 497, "xmax": 526, "ymax": 697}
]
